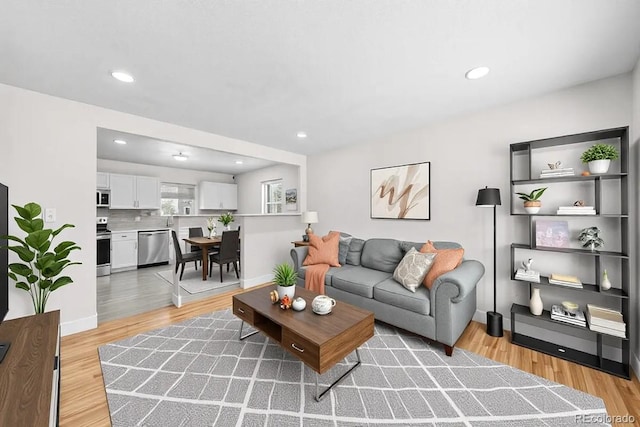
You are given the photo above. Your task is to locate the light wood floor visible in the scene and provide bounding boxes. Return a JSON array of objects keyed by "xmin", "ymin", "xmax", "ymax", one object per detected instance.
[{"xmin": 62, "ymin": 288, "xmax": 640, "ymax": 426}]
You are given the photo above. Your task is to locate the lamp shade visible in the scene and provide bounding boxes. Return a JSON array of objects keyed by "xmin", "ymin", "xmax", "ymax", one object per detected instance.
[
  {"xmin": 475, "ymin": 187, "xmax": 501, "ymax": 207},
  {"xmin": 301, "ymin": 211, "xmax": 319, "ymax": 224}
]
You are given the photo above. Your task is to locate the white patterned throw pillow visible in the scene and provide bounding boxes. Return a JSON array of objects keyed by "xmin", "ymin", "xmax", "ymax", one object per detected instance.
[{"xmin": 393, "ymin": 248, "xmax": 437, "ymax": 292}]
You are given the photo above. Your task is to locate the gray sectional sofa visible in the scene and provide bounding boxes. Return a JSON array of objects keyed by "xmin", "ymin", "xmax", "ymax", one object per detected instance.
[{"xmin": 290, "ymin": 238, "xmax": 485, "ymax": 355}]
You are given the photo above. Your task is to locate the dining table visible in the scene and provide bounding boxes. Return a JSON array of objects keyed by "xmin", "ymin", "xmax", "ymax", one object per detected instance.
[{"xmin": 182, "ymin": 236, "xmax": 221, "ymax": 281}]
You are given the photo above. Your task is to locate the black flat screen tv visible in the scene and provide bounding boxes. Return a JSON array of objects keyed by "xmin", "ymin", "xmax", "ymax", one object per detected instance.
[{"xmin": 0, "ymin": 182, "xmax": 10, "ymax": 363}]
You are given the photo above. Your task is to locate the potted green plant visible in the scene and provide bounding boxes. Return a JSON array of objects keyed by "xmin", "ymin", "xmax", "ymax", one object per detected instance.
[
  {"xmin": 218, "ymin": 212, "xmax": 234, "ymax": 231},
  {"xmin": 515, "ymin": 187, "xmax": 547, "ymax": 214},
  {"xmin": 580, "ymin": 143, "xmax": 619, "ymax": 174},
  {"xmin": 2, "ymin": 202, "xmax": 81, "ymax": 313},
  {"xmin": 273, "ymin": 262, "xmax": 297, "ymax": 300}
]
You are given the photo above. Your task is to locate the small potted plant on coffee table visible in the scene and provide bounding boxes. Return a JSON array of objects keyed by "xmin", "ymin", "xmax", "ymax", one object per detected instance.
[
  {"xmin": 580, "ymin": 143, "xmax": 619, "ymax": 174},
  {"xmin": 515, "ymin": 187, "xmax": 547, "ymax": 214},
  {"xmin": 273, "ymin": 262, "xmax": 297, "ymax": 300}
]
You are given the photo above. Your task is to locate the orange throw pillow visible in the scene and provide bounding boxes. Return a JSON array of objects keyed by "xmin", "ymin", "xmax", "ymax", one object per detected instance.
[
  {"xmin": 303, "ymin": 232, "xmax": 341, "ymax": 267},
  {"xmin": 420, "ymin": 240, "xmax": 464, "ymax": 289}
]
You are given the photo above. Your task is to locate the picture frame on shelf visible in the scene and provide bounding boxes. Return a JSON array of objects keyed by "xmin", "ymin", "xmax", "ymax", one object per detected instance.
[
  {"xmin": 535, "ymin": 219, "xmax": 570, "ymax": 248},
  {"xmin": 370, "ymin": 161, "xmax": 430, "ymax": 220}
]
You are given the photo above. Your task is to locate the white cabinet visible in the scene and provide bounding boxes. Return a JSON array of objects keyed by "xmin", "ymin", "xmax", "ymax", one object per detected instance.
[
  {"xmin": 109, "ymin": 173, "xmax": 160, "ymax": 209},
  {"xmin": 198, "ymin": 181, "xmax": 237, "ymax": 210},
  {"xmin": 96, "ymin": 172, "xmax": 110, "ymax": 189},
  {"xmin": 111, "ymin": 231, "xmax": 138, "ymax": 271}
]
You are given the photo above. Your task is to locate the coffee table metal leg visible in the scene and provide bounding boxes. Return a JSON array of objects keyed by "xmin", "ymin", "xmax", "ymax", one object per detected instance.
[
  {"xmin": 238, "ymin": 321, "xmax": 259, "ymax": 341},
  {"xmin": 315, "ymin": 348, "xmax": 361, "ymax": 402}
]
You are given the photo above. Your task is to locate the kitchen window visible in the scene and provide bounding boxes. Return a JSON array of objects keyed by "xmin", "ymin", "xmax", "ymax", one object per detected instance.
[
  {"xmin": 262, "ymin": 179, "xmax": 283, "ymax": 214},
  {"xmin": 161, "ymin": 182, "xmax": 195, "ymax": 215}
]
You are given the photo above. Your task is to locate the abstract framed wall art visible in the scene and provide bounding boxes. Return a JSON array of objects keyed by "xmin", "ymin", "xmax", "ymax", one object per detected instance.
[
  {"xmin": 370, "ymin": 162, "xmax": 430, "ymax": 220},
  {"xmin": 535, "ymin": 220, "xmax": 570, "ymax": 248}
]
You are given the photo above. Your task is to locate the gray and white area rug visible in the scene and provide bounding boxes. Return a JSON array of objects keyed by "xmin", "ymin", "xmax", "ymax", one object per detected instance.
[{"xmin": 99, "ymin": 309, "xmax": 609, "ymax": 426}]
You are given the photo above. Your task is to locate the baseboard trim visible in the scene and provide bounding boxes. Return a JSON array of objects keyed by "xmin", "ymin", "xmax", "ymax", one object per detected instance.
[
  {"xmin": 61, "ymin": 314, "xmax": 97, "ymax": 336},
  {"xmin": 241, "ymin": 274, "xmax": 273, "ymax": 289},
  {"xmin": 172, "ymin": 292, "xmax": 182, "ymax": 308}
]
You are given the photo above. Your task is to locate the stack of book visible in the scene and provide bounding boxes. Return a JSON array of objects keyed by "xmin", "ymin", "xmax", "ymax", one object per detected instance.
[
  {"xmin": 551, "ymin": 304, "xmax": 586, "ymax": 327},
  {"xmin": 548, "ymin": 273, "xmax": 583, "ymax": 288},
  {"xmin": 514, "ymin": 268, "xmax": 540, "ymax": 282},
  {"xmin": 540, "ymin": 168, "xmax": 575, "ymax": 178},
  {"xmin": 586, "ymin": 304, "xmax": 626, "ymax": 338},
  {"xmin": 556, "ymin": 205, "xmax": 596, "ymax": 215}
]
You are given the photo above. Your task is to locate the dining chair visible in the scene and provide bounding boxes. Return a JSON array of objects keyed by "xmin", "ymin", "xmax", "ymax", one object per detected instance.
[
  {"xmin": 226, "ymin": 225, "xmax": 241, "ymax": 273},
  {"xmin": 188, "ymin": 227, "xmax": 203, "ymax": 269},
  {"xmin": 209, "ymin": 230, "xmax": 240, "ymax": 282},
  {"xmin": 171, "ymin": 230, "xmax": 201, "ymax": 280}
]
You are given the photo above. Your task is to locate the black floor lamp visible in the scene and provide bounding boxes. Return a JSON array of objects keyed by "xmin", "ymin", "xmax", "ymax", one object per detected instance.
[{"xmin": 476, "ymin": 186, "xmax": 503, "ymax": 337}]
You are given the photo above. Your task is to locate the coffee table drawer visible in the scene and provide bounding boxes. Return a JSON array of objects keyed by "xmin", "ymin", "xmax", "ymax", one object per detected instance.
[
  {"xmin": 282, "ymin": 329, "xmax": 320, "ymax": 371},
  {"xmin": 233, "ymin": 300, "xmax": 255, "ymax": 324}
]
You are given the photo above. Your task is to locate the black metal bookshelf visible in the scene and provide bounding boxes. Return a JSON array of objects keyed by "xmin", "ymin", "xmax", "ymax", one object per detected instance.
[{"xmin": 509, "ymin": 126, "xmax": 630, "ymax": 380}]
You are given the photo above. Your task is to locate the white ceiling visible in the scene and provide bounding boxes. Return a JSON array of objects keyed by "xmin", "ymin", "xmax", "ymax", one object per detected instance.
[
  {"xmin": 2, "ymin": 1, "xmax": 640, "ymax": 155},
  {"xmin": 97, "ymin": 128, "xmax": 278, "ymax": 174}
]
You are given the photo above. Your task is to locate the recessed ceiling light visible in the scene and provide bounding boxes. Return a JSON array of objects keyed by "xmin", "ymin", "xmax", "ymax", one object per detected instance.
[
  {"xmin": 465, "ymin": 66, "xmax": 490, "ymax": 80},
  {"xmin": 235, "ymin": 160, "xmax": 243, "ymax": 165},
  {"xmin": 111, "ymin": 70, "xmax": 135, "ymax": 83},
  {"xmin": 113, "ymin": 139, "xmax": 127, "ymax": 145},
  {"xmin": 173, "ymin": 152, "xmax": 188, "ymax": 161},
  {"xmin": 296, "ymin": 131, "xmax": 308, "ymax": 139}
]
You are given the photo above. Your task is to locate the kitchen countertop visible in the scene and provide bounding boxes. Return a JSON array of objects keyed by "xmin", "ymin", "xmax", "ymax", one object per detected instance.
[{"xmin": 109, "ymin": 227, "xmax": 171, "ymax": 233}]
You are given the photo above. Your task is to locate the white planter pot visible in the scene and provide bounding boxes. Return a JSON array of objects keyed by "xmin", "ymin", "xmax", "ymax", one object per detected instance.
[
  {"xmin": 587, "ymin": 159, "xmax": 610, "ymax": 174},
  {"xmin": 524, "ymin": 206, "xmax": 540, "ymax": 214},
  {"xmin": 276, "ymin": 285, "xmax": 295, "ymax": 301}
]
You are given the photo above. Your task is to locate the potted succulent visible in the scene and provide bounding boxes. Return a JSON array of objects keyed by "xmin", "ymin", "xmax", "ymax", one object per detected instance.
[
  {"xmin": 580, "ymin": 143, "xmax": 619, "ymax": 174},
  {"xmin": 273, "ymin": 262, "xmax": 297, "ymax": 300},
  {"xmin": 3, "ymin": 202, "xmax": 81, "ymax": 313},
  {"xmin": 578, "ymin": 226, "xmax": 604, "ymax": 251},
  {"xmin": 218, "ymin": 212, "xmax": 234, "ymax": 231},
  {"xmin": 515, "ymin": 187, "xmax": 547, "ymax": 214}
]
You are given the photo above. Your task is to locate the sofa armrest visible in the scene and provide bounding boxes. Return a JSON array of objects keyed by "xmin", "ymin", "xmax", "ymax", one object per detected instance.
[
  {"xmin": 431, "ymin": 259, "xmax": 485, "ymax": 303},
  {"xmin": 290, "ymin": 247, "xmax": 309, "ymax": 272}
]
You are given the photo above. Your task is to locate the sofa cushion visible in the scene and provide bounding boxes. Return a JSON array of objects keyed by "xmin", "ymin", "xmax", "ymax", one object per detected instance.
[
  {"xmin": 297, "ymin": 265, "xmax": 356, "ymax": 287},
  {"xmin": 373, "ymin": 278, "xmax": 431, "ymax": 315},
  {"xmin": 346, "ymin": 238, "xmax": 365, "ymax": 266},
  {"xmin": 331, "ymin": 266, "xmax": 391, "ymax": 298},
  {"xmin": 335, "ymin": 232, "xmax": 352, "ymax": 265},
  {"xmin": 392, "ymin": 248, "xmax": 437, "ymax": 292},
  {"xmin": 420, "ymin": 241, "xmax": 464, "ymax": 289},
  {"xmin": 360, "ymin": 239, "xmax": 404, "ymax": 273},
  {"xmin": 303, "ymin": 232, "xmax": 341, "ymax": 267}
]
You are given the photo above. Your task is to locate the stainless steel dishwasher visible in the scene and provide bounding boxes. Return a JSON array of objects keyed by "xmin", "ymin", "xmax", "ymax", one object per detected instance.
[{"xmin": 138, "ymin": 230, "xmax": 170, "ymax": 266}]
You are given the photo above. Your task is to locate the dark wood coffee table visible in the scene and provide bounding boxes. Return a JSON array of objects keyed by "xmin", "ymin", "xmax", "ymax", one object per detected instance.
[{"xmin": 232, "ymin": 285, "xmax": 374, "ymax": 401}]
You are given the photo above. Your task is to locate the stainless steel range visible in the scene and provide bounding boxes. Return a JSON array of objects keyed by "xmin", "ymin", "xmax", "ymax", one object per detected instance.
[{"xmin": 96, "ymin": 217, "xmax": 111, "ymax": 277}]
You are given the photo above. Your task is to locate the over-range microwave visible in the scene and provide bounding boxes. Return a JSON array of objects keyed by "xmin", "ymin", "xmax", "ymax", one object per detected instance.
[{"xmin": 97, "ymin": 190, "xmax": 110, "ymax": 207}]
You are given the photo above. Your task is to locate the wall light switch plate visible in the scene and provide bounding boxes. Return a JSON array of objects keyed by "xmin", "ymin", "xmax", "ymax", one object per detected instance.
[{"xmin": 45, "ymin": 208, "xmax": 56, "ymax": 223}]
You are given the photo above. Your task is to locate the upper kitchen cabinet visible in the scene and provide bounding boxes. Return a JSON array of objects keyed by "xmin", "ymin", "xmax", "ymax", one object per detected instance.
[
  {"xmin": 96, "ymin": 172, "xmax": 110, "ymax": 189},
  {"xmin": 110, "ymin": 173, "xmax": 160, "ymax": 209},
  {"xmin": 198, "ymin": 181, "xmax": 237, "ymax": 210}
]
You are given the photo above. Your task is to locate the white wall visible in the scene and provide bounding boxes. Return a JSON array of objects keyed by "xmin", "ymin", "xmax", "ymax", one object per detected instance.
[
  {"xmin": 0, "ymin": 83, "xmax": 306, "ymax": 335},
  {"xmin": 631, "ymin": 57, "xmax": 640, "ymax": 376},
  {"xmin": 235, "ymin": 163, "xmax": 301, "ymax": 214},
  {"xmin": 307, "ymin": 73, "xmax": 633, "ymax": 337},
  {"xmin": 97, "ymin": 158, "xmax": 235, "ymax": 186}
]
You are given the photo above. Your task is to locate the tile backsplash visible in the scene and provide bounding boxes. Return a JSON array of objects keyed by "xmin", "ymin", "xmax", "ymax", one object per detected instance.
[{"xmin": 103, "ymin": 209, "xmax": 170, "ymax": 231}]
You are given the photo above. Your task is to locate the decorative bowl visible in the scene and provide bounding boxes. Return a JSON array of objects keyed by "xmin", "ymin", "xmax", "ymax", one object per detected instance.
[{"xmin": 562, "ymin": 301, "xmax": 579, "ymax": 315}]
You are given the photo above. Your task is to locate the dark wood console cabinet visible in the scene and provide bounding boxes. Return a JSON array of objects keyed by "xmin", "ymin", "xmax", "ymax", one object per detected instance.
[{"xmin": 0, "ymin": 310, "xmax": 61, "ymax": 426}]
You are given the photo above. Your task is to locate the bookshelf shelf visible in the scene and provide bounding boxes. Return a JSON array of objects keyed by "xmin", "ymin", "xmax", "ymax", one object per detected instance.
[{"xmin": 509, "ymin": 126, "xmax": 630, "ymax": 380}]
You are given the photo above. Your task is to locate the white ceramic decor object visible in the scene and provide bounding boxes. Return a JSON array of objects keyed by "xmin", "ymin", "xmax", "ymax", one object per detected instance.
[
  {"xmin": 312, "ymin": 295, "xmax": 336, "ymax": 314},
  {"xmin": 601, "ymin": 269, "xmax": 612, "ymax": 291},
  {"xmin": 530, "ymin": 288, "xmax": 543, "ymax": 315},
  {"xmin": 588, "ymin": 159, "xmax": 610, "ymax": 174},
  {"xmin": 292, "ymin": 297, "xmax": 306, "ymax": 311}
]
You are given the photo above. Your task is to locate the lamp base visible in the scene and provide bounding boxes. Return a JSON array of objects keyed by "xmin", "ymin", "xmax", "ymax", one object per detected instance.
[{"xmin": 486, "ymin": 311, "xmax": 503, "ymax": 337}]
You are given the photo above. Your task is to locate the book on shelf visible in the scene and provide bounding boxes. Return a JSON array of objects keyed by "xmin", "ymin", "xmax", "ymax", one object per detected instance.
[
  {"xmin": 586, "ymin": 304, "xmax": 625, "ymax": 331},
  {"xmin": 557, "ymin": 206, "xmax": 594, "ymax": 210},
  {"xmin": 588, "ymin": 324, "xmax": 626, "ymax": 338},
  {"xmin": 550, "ymin": 305, "xmax": 586, "ymax": 327},
  {"xmin": 539, "ymin": 169, "xmax": 575, "ymax": 178},
  {"xmin": 514, "ymin": 268, "xmax": 540, "ymax": 283},
  {"xmin": 556, "ymin": 206, "xmax": 596, "ymax": 215},
  {"xmin": 548, "ymin": 273, "xmax": 583, "ymax": 288}
]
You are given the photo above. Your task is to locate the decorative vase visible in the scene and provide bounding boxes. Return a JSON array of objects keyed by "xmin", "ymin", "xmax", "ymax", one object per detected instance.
[
  {"xmin": 529, "ymin": 288, "xmax": 543, "ymax": 315},
  {"xmin": 277, "ymin": 285, "xmax": 295, "ymax": 301},
  {"xmin": 601, "ymin": 269, "xmax": 612, "ymax": 291},
  {"xmin": 208, "ymin": 228, "xmax": 215, "ymax": 238},
  {"xmin": 226, "ymin": 224, "xmax": 231, "ymax": 231},
  {"xmin": 587, "ymin": 159, "xmax": 610, "ymax": 174},
  {"xmin": 524, "ymin": 201, "xmax": 541, "ymax": 214}
]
